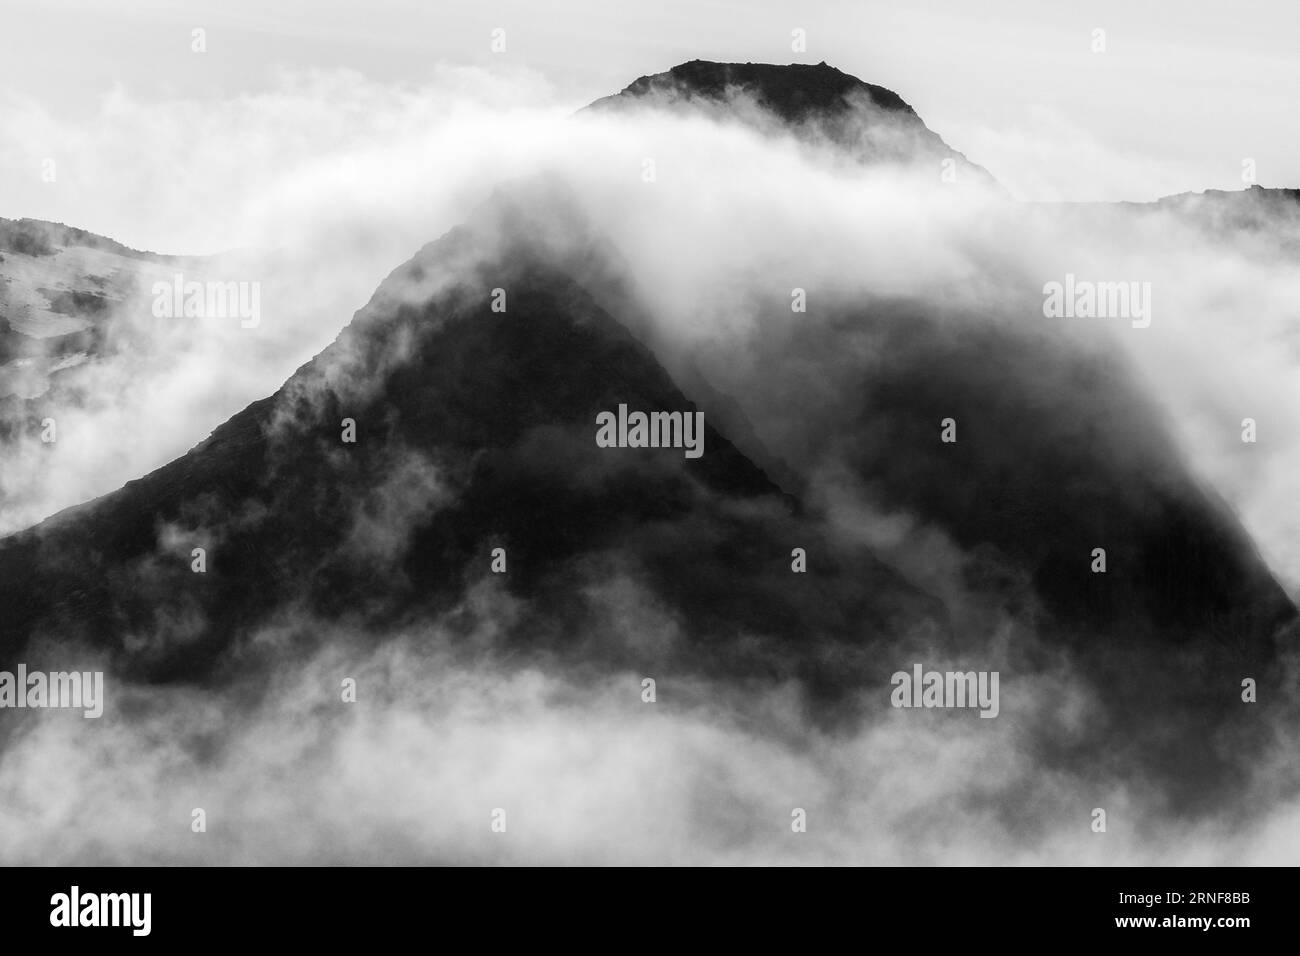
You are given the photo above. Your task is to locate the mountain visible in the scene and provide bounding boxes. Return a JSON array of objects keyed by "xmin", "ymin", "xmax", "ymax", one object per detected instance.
[
  {"xmin": 0, "ymin": 62, "xmax": 1295, "ymax": 841},
  {"xmin": 0, "ymin": 216, "xmax": 213, "ymax": 466},
  {"xmin": 0, "ymin": 218, "xmax": 201, "ymax": 401},
  {"xmin": 586, "ymin": 59, "xmax": 999, "ymax": 185},
  {"xmin": 1136, "ymin": 185, "xmax": 1300, "ymax": 252},
  {"xmin": 0, "ymin": 188, "xmax": 942, "ymax": 711}
]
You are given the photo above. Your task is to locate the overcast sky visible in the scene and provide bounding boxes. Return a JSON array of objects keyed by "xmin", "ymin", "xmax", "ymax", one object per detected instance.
[{"xmin": 0, "ymin": 0, "xmax": 1296, "ymax": 240}]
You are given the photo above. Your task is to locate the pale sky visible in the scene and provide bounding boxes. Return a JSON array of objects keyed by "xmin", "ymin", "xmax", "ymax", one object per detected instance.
[{"xmin": 1, "ymin": 0, "xmax": 1296, "ymax": 220}]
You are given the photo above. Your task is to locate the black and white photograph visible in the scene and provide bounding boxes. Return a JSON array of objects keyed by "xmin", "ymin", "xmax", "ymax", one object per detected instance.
[{"xmin": 0, "ymin": 0, "xmax": 1293, "ymax": 935}]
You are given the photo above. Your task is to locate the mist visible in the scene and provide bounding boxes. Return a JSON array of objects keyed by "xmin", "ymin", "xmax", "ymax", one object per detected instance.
[{"xmin": 1, "ymin": 65, "xmax": 1297, "ymax": 865}]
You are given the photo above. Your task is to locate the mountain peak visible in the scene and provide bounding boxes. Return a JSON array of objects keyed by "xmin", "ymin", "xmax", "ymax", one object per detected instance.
[
  {"xmin": 596, "ymin": 59, "xmax": 918, "ymax": 123},
  {"xmin": 585, "ymin": 60, "xmax": 998, "ymax": 185}
]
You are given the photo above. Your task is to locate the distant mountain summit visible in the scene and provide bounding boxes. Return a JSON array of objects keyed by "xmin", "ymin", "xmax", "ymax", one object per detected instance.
[
  {"xmin": 0, "ymin": 218, "xmax": 193, "ymax": 400},
  {"xmin": 586, "ymin": 59, "xmax": 999, "ymax": 185},
  {"xmin": 592, "ymin": 60, "xmax": 918, "ymax": 121}
]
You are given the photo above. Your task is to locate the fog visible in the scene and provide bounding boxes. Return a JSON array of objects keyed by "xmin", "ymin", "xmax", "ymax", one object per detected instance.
[{"xmin": 1, "ymin": 66, "xmax": 1297, "ymax": 864}]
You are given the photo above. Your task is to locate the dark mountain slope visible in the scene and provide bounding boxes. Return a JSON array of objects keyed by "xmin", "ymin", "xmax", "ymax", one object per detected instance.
[{"xmin": 0, "ymin": 193, "xmax": 942, "ymax": 709}]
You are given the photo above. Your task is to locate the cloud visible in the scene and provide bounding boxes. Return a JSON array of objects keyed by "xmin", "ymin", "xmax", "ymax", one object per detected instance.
[
  {"xmin": 2, "ymin": 608, "xmax": 1298, "ymax": 865},
  {"xmin": 1, "ymin": 66, "xmax": 1298, "ymax": 865}
]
